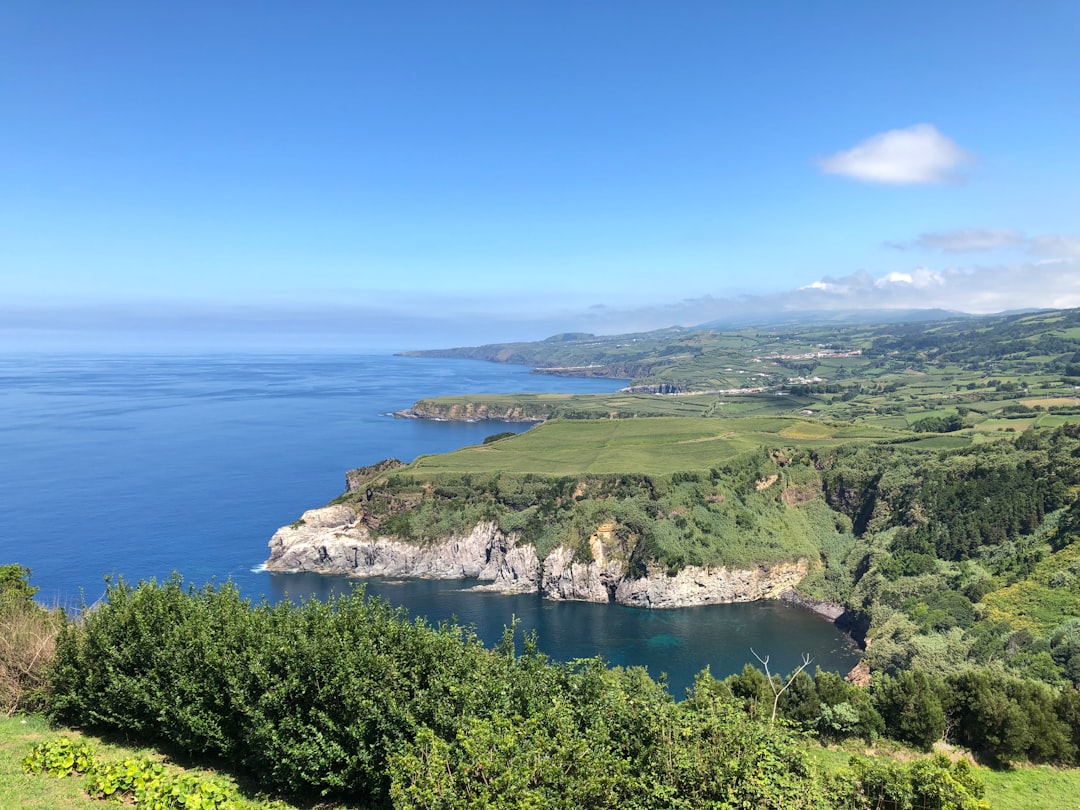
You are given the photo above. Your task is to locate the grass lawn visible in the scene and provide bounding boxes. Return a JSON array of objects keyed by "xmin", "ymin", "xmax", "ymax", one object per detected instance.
[
  {"xmin": 1022, "ymin": 397, "xmax": 1080, "ymax": 408},
  {"xmin": 1039, "ymin": 414, "xmax": 1080, "ymax": 428},
  {"xmin": 0, "ymin": 715, "xmax": 93, "ymax": 810},
  {"xmin": 976, "ymin": 765, "xmax": 1080, "ymax": 810},
  {"xmin": 974, "ymin": 418, "xmax": 1034, "ymax": 433},
  {"xmin": 0, "ymin": 715, "xmax": 359, "ymax": 810}
]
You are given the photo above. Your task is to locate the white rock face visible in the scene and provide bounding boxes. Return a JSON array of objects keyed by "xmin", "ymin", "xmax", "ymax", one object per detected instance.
[
  {"xmin": 540, "ymin": 546, "xmax": 623, "ymax": 602},
  {"xmin": 266, "ymin": 511, "xmax": 811, "ymax": 609},
  {"xmin": 473, "ymin": 534, "xmax": 542, "ymax": 594},
  {"xmin": 267, "ymin": 508, "xmax": 516, "ymax": 580},
  {"xmin": 614, "ymin": 559, "xmax": 810, "ymax": 608}
]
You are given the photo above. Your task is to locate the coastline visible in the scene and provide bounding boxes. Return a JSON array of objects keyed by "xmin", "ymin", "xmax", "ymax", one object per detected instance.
[{"xmin": 266, "ymin": 507, "xmax": 837, "ymax": 614}]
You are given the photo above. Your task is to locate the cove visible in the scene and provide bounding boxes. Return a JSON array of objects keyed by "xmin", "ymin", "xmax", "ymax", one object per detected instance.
[
  {"xmin": 263, "ymin": 571, "xmax": 861, "ymax": 697},
  {"xmin": 1, "ymin": 352, "xmax": 860, "ymax": 696}
]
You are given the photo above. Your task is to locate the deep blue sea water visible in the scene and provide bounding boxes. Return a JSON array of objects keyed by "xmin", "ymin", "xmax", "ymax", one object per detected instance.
[{"xmin": 0, "ymin": 353, "xmax": 858, "ymax": 694}]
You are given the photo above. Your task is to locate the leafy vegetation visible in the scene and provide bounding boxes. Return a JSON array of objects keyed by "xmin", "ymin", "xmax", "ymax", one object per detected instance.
[
  {"xmin": 336, "ymin": 426, "xmax": 854, "ymax": 574},
  {"xmin": 23, "ymin": 736, "xmax": 243, "ymax": 809},
  {"xmin": 0, "ymin": 715, "xmax": 297, "ymax": 810},
  {"xmin": 40, "ymin": 576, "xmax": 993, "ymax": 808},
  {"xmin": 331, "ymin": 310, "xmax": 1080, "ymax": 771},
  {"xmin": 1, "ymin": 562, "xmax": 1076, "ymax": 806}
]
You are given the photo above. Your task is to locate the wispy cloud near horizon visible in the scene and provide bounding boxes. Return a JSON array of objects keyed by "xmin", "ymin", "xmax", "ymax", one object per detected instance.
[
  {"xmin": 887, "ymin": 228, "xmax": 1024, "ymax": 253},
  {"xmin": 565, "ymin": 260, "xmax": 1080, "ymax": 333},
  {"xmin": 886, "ymin": 228, "xmax": 1080, "ymax": 259},
  {"xmin": 5, "ymin": 257, "xmax": 1080, "ymax": 352}
]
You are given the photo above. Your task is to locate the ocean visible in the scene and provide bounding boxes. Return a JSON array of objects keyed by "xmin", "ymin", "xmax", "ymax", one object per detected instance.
[{"xmin": 0, "ymin": 352, "xmax": 858, "ymax": 695}]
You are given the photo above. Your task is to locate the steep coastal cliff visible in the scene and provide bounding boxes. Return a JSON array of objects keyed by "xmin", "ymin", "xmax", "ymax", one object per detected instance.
[{"xmin": 265, "ymin": 505, "xmax": 811, "ymax": 608}]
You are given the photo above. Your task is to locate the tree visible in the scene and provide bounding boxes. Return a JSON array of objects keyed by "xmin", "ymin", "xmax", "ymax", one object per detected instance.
[
  {"xmin": 0, "ymin": 564, "xmax": 39, "ymax": 603},
  {"xmin": 874, "ymin": 669, "xmax": 945, "ymax": 750}
]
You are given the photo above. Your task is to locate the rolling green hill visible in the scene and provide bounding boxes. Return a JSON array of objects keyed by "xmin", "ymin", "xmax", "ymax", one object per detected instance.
[{"xmin": 398, "ymin": 308, "xmax": 1080, "ymax": 432}]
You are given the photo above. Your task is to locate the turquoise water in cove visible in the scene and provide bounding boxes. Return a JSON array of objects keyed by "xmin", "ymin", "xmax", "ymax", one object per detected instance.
[{"xmin": 0, "ymin": 352, "xmax": 858, "ymax": 695}]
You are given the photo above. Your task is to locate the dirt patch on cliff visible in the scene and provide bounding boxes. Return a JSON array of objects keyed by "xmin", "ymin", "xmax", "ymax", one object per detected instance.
[
  {"xmin": 782, "ymin": 485, "xmax": 820, "ymax": 506},
  {"xmin": 755, "ymin": 474, "xmax": 779, "ymax": 491}
]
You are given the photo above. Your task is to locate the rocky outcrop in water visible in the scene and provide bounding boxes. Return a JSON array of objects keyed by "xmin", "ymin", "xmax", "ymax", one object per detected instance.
[
  {"xmin": 267, "ymin": 508, "xmax": 524, "ymax": 581},
  {"xmin": 266, "ymin": 506, "xmax": 812, "ymax": 609},
  {"xmin": 778, "ymin": 589, "xmax": 846, "ymax": 620}
]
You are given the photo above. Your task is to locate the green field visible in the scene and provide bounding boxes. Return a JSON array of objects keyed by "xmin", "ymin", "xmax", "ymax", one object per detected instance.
[
  {"xmin": 402, "ymin": 308, "xmax": 1080, "ymax": 439},
  {"xmin": 407, "ymin": 416, "xmax": 900, "ymax": 477}
]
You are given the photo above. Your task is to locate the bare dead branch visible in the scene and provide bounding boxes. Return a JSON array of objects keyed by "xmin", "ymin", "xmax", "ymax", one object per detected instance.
[{"xmin": 752, "ymin": 648, "xmax": 812, "ymax": 725}]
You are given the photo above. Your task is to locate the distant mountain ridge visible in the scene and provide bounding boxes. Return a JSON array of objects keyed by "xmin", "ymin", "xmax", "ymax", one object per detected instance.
[{"xmin": 400, "ymin": 308, "xmax": 980, "ymax": 367}]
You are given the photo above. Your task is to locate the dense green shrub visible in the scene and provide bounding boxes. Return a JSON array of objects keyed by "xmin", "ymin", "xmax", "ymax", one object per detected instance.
[
  {"xmin": 828, "ymin": 753, "xmax": 988, "ymax": 810},
  {"xmin": 821, "ymin": 427, "xmax": 1080, "ymax": 561},
  {"xmin": 911, "ymin": 413, "xmax": 964, "ymax": 433},
  {"xmin": 945, "ymin": 669, "xmax": 1076, "ymax": 766},
  {"xmin": 43, "ymin": 574, "xmax": 1001, "ymax": 807},
  {"xmin": 50, "ymin": 577, "xmax": 510, "ymax": 802},
  {"xmin": 873, "ymin": 670, "xmax": 946, "ymax": 751}
]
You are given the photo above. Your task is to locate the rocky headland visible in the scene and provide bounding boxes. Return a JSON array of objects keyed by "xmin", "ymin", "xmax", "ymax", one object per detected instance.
[
  {"xmin": 392, "ymin": 401, "xmax": 546, "ymax": 422},
  {"xmin": 265, "ymin": 504, "xmax": 816, "ymax": 609}
]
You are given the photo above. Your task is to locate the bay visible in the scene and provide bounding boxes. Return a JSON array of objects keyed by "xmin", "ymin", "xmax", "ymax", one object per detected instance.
[{"xmin": 0, "ymin": 352, "xmax": 859, "ymax": 695}]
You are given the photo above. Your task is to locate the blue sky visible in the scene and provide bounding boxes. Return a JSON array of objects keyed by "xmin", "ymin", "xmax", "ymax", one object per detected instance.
[{"xmin": 2, "ymin": 2, "xmax": 1079, "ymax": 350}]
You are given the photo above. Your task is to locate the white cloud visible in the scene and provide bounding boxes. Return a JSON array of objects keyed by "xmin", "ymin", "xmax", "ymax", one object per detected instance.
[
  {"xmin": 817, "ymin": 124, "xmax": 972, "ymax": 185},
  {"xmin": 793, "ymin": 261, "xmax": 1080, "ymax": 314},
  {"xmin": 876, "ymin": 271, "xmax": 912, "ymax": 285},
  {"xmin": 797, "ymin": 270, "xmax": 875, "ymax": 295},
  {"xmin": 570, "ymin": 260, "xmax": 1079, "ymax": 331},
  {"xmin": 910, "ymin": 228, "xmax": 1024, "ymax": 252},
  {"xmin": 874, "ymin": 268, "xmax": 945, "ymax": 288}
]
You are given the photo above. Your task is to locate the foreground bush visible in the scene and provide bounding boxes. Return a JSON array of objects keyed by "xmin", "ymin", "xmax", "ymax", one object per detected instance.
[
  {"xmin": 49, "ymin": 576, "xmax": 514, "ymax": 802},
  {"xmin": 828, "ymin": 754, "xmax": 989, "ymax": 810},
  {"xmin": 48, "ymin": 576, "xmax": 987, "ymax": 808}
]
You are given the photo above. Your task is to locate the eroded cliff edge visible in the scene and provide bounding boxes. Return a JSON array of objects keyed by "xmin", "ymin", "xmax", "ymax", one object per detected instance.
[{"xmin": 265, "ymin": 504, "xmax": 811, "ymax": 609}]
